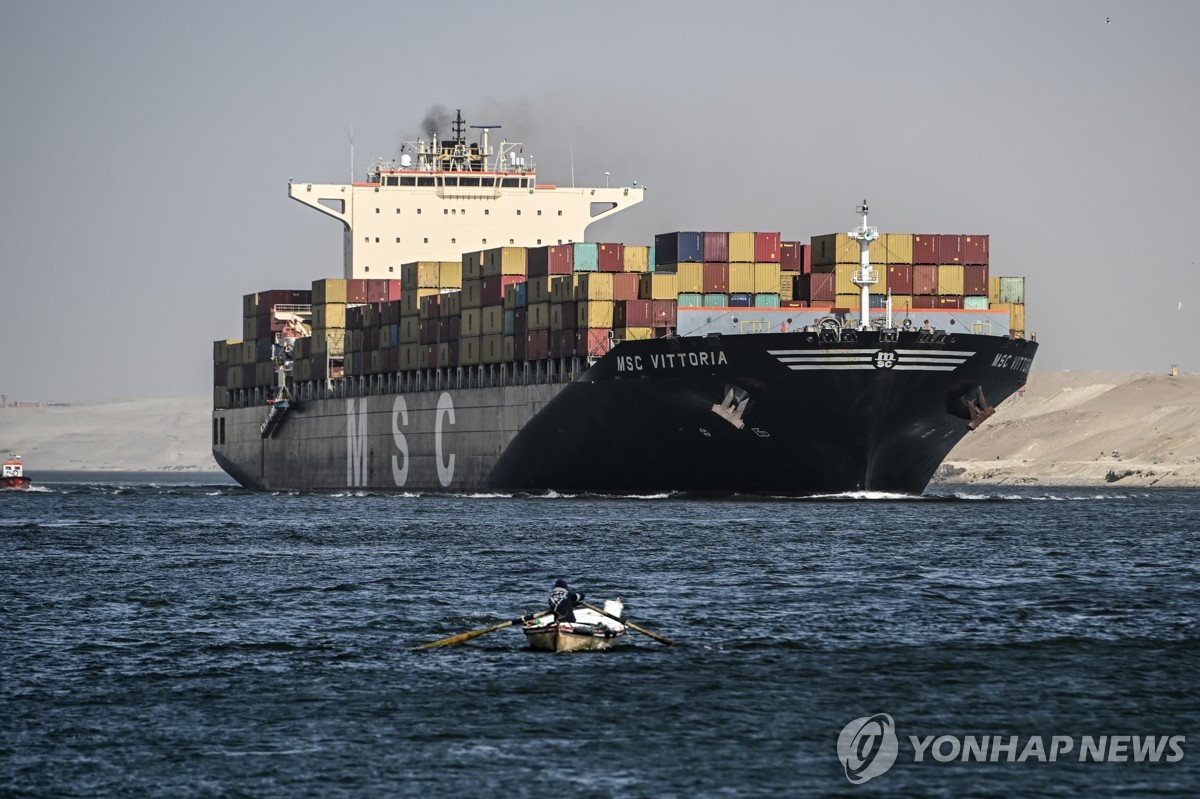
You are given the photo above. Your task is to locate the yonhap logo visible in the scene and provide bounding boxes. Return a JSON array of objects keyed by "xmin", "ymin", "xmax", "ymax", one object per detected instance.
[{"xmin": 838, "ymin": 713, "xmax": 899, "ymax": 784}]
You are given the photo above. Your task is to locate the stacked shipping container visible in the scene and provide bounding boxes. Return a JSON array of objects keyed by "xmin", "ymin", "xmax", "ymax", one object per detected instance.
[{"xmin": 214, "ymin": 232, "xmax": 1028, "ymax": 405}]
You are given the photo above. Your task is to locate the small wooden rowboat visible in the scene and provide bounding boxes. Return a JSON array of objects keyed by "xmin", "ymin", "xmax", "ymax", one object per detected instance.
[{"xmin": 522, "ymin": 599, "xmax": 627, "ymax": 652}]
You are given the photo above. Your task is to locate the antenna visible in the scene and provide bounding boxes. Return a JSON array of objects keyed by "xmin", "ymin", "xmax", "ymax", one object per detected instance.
[
  {"xmin": 570, "ymin": 139, "xmax": 575, "ymax": 188},
  {"xmin": 346, "ymin": 125, "xmax": 355, "ymax": 183}
]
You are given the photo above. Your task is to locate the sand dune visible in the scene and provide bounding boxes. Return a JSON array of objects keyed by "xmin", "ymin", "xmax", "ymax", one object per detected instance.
[{"xmin": 3, "ymin": 372, "xmax": 1198, "ymax": 487}]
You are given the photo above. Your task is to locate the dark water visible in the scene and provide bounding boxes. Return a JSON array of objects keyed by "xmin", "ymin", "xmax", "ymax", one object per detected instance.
[{"xmin": 2, "ymin": 475, "xmax": 1197, "ymax": 798}]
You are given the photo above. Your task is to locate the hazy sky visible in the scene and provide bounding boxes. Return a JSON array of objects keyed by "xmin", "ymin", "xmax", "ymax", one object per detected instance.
[{"xmin": 2, "ymin": 1, "xmax": 1197, "ymax": 402}]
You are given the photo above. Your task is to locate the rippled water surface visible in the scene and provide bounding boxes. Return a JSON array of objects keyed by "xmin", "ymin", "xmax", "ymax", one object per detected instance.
[{"xmin": 2, "ymin": 474, "xmax": 1198, "ymax": 797}]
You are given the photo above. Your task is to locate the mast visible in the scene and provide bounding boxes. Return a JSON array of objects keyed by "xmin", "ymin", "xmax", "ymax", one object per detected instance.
[{"xmin": 848, "ymin": 199, "xmax": 879, "ymax": 330}]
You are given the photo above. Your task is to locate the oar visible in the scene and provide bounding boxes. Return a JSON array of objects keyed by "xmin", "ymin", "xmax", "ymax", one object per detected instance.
[
  {"xmin": 581, "ymin": 601, "xmax": 675, "ymax": 646},
  {"xmin": 415, "ymin": 610, "xmax": 551, "ymax": 651}
]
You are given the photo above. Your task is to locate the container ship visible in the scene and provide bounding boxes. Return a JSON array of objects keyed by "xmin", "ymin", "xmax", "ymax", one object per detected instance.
[{"xmin": 212, "ymin": 110, "xmax": 1036, "ymax": 495}]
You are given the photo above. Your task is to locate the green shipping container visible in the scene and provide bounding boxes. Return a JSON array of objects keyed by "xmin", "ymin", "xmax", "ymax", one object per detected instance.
[
  {"xmin": 703, "ymin": 293, "xmax": 728, "ymax": 307},
  {"xmin": 964, "ymin": 296, "xmax": 990, "ymax": 310},
  {"xmin": 999, "ymin": 277, "xmax": 1025, "ymax": 304},
  {"xmin": 754, "ymin": 293, "xmax": 781, "ymax": 308},
  {"xmin": 677, "ymin": 293, "xmax": 703, "ymax": 307}
]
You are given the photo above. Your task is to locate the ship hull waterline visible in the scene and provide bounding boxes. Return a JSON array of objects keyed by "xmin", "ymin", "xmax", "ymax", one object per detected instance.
[{"xmin": 212, "ymin": 330, "xmax": 1037, "ymax": 496}]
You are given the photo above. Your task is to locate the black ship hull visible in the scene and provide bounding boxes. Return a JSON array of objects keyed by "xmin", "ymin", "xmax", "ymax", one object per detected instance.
[{"xmin": 212, "ymin": 330, "xmax": 1036, "ymax": 496}]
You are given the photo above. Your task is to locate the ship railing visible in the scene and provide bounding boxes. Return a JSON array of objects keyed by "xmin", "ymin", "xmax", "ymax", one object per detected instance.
[{"xmin": 219, "ymin": 357, "xmax": 590, "ymax": 410}]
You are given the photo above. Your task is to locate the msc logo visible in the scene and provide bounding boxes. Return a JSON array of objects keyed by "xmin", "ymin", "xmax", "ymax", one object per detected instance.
[
  {"xmin": 838, "ymin": 713, "xmax": 899, "ymax": 784},
  {"xmin": 873, "ymin": 350, "xmax": 897, "ymax": 369}
]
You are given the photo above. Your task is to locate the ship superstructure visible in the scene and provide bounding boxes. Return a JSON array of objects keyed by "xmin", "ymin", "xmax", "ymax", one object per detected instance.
[{"xmin": 289, "ymin": 110, "xmax": 645, "ymax": 278}]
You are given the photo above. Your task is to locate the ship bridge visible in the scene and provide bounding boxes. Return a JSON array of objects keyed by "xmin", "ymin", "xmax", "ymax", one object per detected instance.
[{"xmin": 288, "ymin": 109, "xmax": 644, "ymax": 278}]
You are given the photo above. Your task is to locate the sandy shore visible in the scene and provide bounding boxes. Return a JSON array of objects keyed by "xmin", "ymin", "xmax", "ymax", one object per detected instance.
[{"xmin": 3, "ymin": 372, "xmax": 1198, "ymax": 487}]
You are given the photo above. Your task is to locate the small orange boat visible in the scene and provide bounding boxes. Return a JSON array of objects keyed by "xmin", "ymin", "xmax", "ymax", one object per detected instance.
[{"xmin": 2, "ymin": 454, "xmax": 32, "ymax": 490}]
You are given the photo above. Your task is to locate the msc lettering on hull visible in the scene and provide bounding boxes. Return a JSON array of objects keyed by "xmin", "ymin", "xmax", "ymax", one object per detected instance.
[{"xmin": 347, "ymin": 394, "xmax": 457, "ymax": 489}]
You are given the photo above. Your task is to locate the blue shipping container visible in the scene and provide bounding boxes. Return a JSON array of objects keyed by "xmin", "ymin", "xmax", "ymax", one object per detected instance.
[
  {"xmin": 572, "ymin": 243, "xmax": 598, "ymax": 271},
  {"xmin": 655, "ymin": 232, "xmax": 703, "ymax": 266},
  {"xmin": 730, "ymin": 293, "xmax": 754, "ymax": 307}
]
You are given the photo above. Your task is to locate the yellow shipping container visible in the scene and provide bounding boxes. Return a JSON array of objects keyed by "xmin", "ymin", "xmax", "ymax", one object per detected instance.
[
  {"xmin": 402, "ymin": 287, "xmax": 438, "ymax": 316},
  {"xmin": 482, "ymin": 305, "xmax": 504, "ymax": 335},
  {"xmin": 503, "ymin": 335, "xmax": 516, "ymax": 362},
  {"xmin": 811, "ymin": 233, "xmax": 862, "ymax": 266},
  {"xmin": 504, "ymin": 283, "xmax": 518, "ymax": 310},
  {"xmin": 619, "ymin": 327, "xmax": 654, "ymax": 341},
  {"xmin": 461, "ymin": 308, "xmax": 483, "ymax": 336},
  {"xmin": 779, "ymin": 271, "xmax": 798, "ymax": 301},
  {"xmin": 729, "ymin": 231, "xmax": 755, "ymax": 263},
  {"xmin": 213, "ymin": 339, "xmax": 238, "ymax": 362},
  {"xmin": 461, "ymin": 279, "xmax": 483, "ymax": 309},
  {"xmin": 835, "ymin": 293, "xmax": 861, "ymax": 308},
  {"xmin": 437, "ymin": 342, "xmax": 452, "ymax": 367},
  {"xmin": 883, "ymin": 233, "xmax": 913, "ymax": 265},
  {"xmin": 528, "ymin": 302, "xmax": 551, "ymax": 331},
  {"xmin": 728, "ymin": 263, "xmax": 754, "ymax": 294},
  {"xmin": 835, "ymin": 264, "xmax": 858, "ymax": 295},
  {"xmin": 439, "ymin": 260, "xmax": 463, "ymax": 288},
  {"xmin": 623, "ymin": 245, "xmax": 651, "ymax": 272},
  {"xmin": 462, "ymin": 251, "xmax": 485, "ymax": 281},
  {"xmin": 551, "ymin": 275, "xmax": 574, "ymax": 303},
  {"xmin": 400, "ymin": 316, "xmax": 419, "ymax": 344},
  {"xmin": 313, "ymin": 303, "xmax": 346, "ymax": 330},
  {"xmin": 988, "ymin": 276, "xmax": 1003, "ymax": 305},
  {"xmin": 937, "ymin": 265, "xmax": 965, "ymax": 296},
  {"xmin": 528, "ymin": 275, "xmax": 553, "ymax": 304},
  {"xmin": 890, "ymin": 294, "xmax": 914, "ymax": 310},
  {"xmin": 753, "ymin": 263, "xmax": 781, "ymax": 294},
  {"xmin": 441, "ymin": 289, "xmax": 462, "ymax": 317},
  {"xmin": 378, "ymin": 328, "xmax": 391, "ymax": 350},
  {"xmin": 483, "ymin": 247, "xmax": 528, "ymax": 278},
  {"xmin": 401, "ymin": 261, "xmax": 442, "ymax": 289},
  {"xmin": 460, "ymin": 336, "xmax": 481, "ymax": 366},
  {"xmin": 550, "ymin": 303, "xmax": 567, "ymax": 332},
  {"xmin": 676, "ymin": 263, "xmax": 705, "ymax": 293},
  {"xmin": 399, "ymin": 344, "xmax": 420, "ymax": 371},
  {"xmin": 313, "ymin": 278, "xmax": 347, "ymax": 305},
  {"xmin": 575, "ymin": 272, "xmax": 615, "ymax": 301},
  {"xmin": 481, "ymin": 333, "xmax": 504, "ymax": 364},
  {"xmin": 577, "ymin": 300, "xmax": 615, "ymax": 329},
  {"xmin": 639, "ymin": 272, "xmax": 679, "ymax": 300},
  {"xmin": 994, "ymin": 302, "xmax": 1026, "ymax": 331}
]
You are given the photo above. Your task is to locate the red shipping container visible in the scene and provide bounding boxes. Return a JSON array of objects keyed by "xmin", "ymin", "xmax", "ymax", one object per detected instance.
[
  {"xmin": 702, "ymin": 263, "xmax": 730, "ymax": 294},
  {"xmin": 803, "ymin": 272, "xmax": 836, "ymax": 302},
  {"xmin": 598, "ymin": 243, "xmax": 625, "ymax": 272},
  {"xmin": 616, "ymin": 299, "xmax": 653, "ymax": 327},
  {"xmin": 963, "ymin": 235, "xmax": 989, "ymax": 265},
  {"xmin": 913, "ymin": 235, "xmax": 938, "ymax": 265},
  {"xmin": 963, "ymin": 265, "xmax": 989, "ymax": 296},
  {"xmin": 528, "ymin": 330, "xmax": 550, "ymax": 360},
  {"xmin": 912, "ymin": 265, "xmax": 938, "ymax": 295},
  {"xmin": 576, "ymin": 328, "xmax": 611, "ymax": 357},
  {"xmin": 482, "ymin": 275, "xmax": 525, "ymax": 306},
  {"xmin": 388, "ymin": 280, "xmax": 403, "ymax": 301},
  {"xmin": 651, "ymin": 299, "xmax": 677, "ymax": 328},
  {"xmin": 611, "ymin": 273, "xmax": 640, "ymax": 301},
  {"xmin": 938, "ymin": 234, "xmax": 965, "ymax": 264},
  {"xmin": 366, "ymin": 279, "xmax": 389, "ymax": 302},
  {"xmin": 345, "ymin": 279, "xmax": 369, "ymax": 303},
  {"xmin": 887, "ymin": 264, "xmax": 913, "ymax": 295},
  {"xmin": 801, "ymin": 244, "xmax": 811, "ymax": 274},
  {"xmin": 912, "ymin": 295, "xmax": 937, "ymax": 309},
  {"xmin": 754, "ymin": 232, "xmax": 781, "ymax": 263},
  {"xmin": 703, "ymin": 231, "xmax": 729, "ymax": 263},
  {"xmin": 561, "ymin": 301, "xmax": 578, "ymax": 330},
  {"xmin": 780, "ymin": 241, "xmax": 801, "ymax": 270},
  {"xmin": 549, "ymin": 330, "xmax": 568, "ymax": 359},
  {"xmin": 937, "ymin": 295, "xmax": 964, "ymax": 309},
  {"xmin": 418, "ymin": 320, "xmax": 433, "ymax": 345},
  {"xmin": 528, "ymin": 244, "xmax": 573, "ymax": 277}
]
